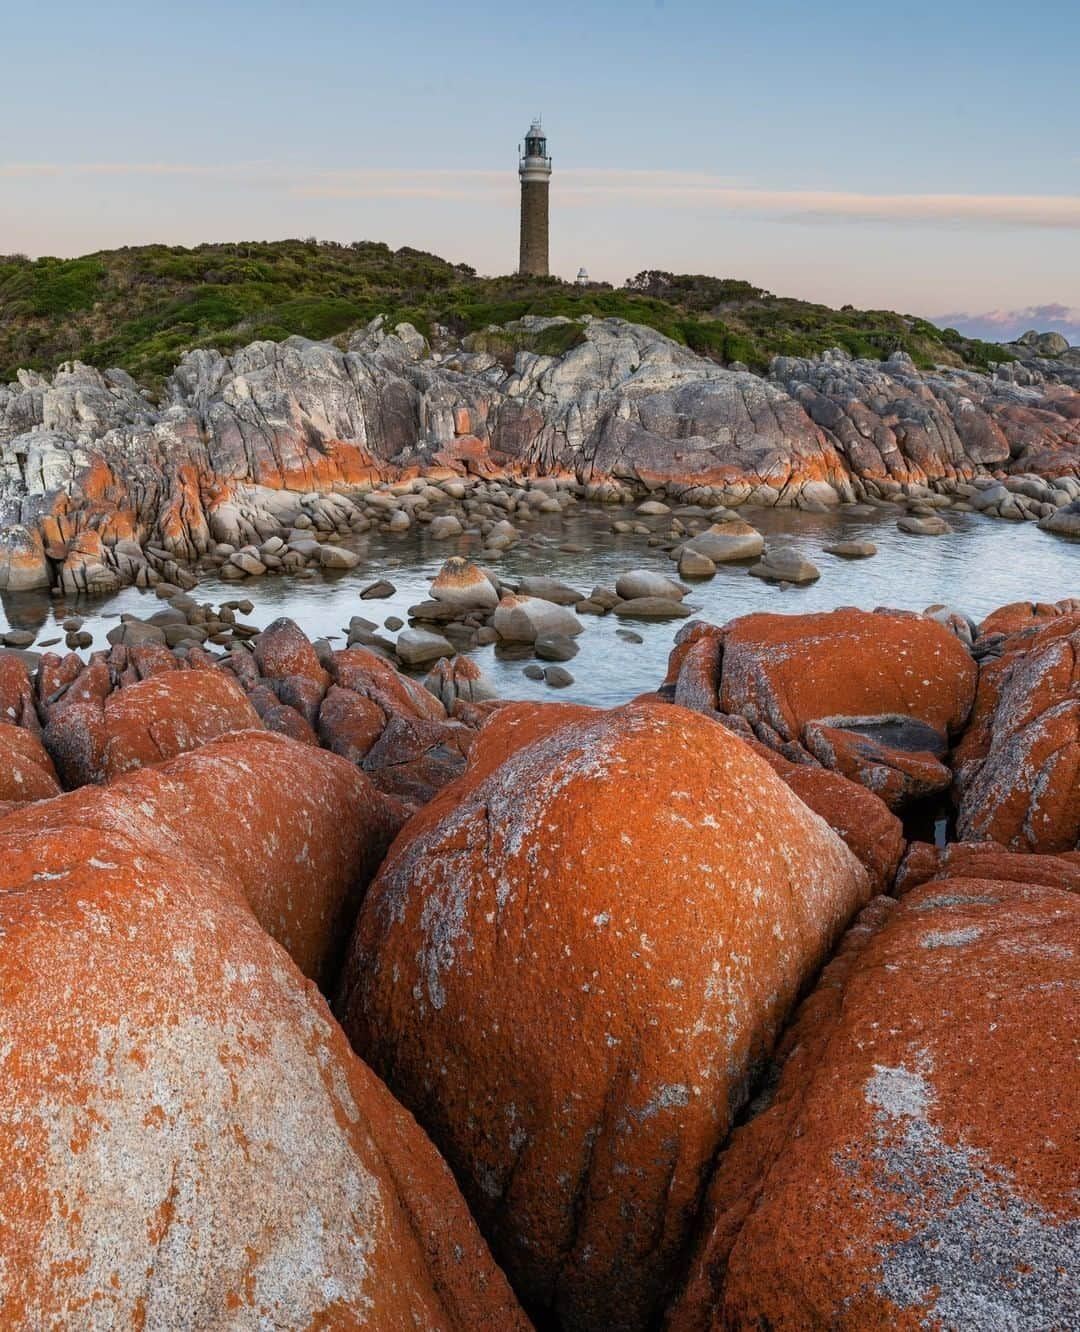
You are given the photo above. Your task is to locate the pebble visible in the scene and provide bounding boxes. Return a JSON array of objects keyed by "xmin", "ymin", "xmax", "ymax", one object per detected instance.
[{"xmin": 361, "ymin": 580, "xmax": 397, "ymax": 599}]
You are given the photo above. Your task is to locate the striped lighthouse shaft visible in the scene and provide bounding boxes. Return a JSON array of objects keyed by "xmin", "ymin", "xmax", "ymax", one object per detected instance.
[{"xmin": 519, "ymin": 179, "xmax": 550, "ymax": 276}]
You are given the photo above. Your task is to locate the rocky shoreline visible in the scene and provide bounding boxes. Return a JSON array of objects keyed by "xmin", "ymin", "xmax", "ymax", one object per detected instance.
[
  {"xmin": 2, "ymin": 315, "xmax": 1078, "ymax": 597},
  {"xmin": 0, "ymin": 593, "xmax": 1076, "ymax": 1326}
]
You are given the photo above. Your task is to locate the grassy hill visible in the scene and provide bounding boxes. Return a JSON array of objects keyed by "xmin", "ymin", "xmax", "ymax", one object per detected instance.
[{"xmin": 0, "ymin": 239, "xmax": 1013, "ymax": 387}]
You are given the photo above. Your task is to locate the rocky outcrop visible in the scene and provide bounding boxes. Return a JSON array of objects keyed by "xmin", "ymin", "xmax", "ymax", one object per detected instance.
[
  {"xmin": 953, "ymin": 603, "xmax": 1079, "ymax": 852},
  {"xmin": 3, "ymin": 316, "xmax": 1078, "ymax": 594},
  {"xmin": 0, "ymin": 742, "xmax": 528, "ymax": 1330},
  {"xmin": 668, "ymin": 875, "xmax": 1078, "ymax": 1330},
  {"xmin": 18, "ymin": 617, "xmax": 495, "ymax": 810},
  {"xmin": 339, "ymin": 698, "xmax": 871, "ymax": 1332},
  {"xmin": 0, "ymin": 723, "xmax": 60, "ymax": 805},
  {"xmin": 661, "ymin": 608, "xmax": 976, "ymax": 813}
]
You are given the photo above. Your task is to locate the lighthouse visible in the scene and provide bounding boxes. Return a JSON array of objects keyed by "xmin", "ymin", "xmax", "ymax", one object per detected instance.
[{"xmin": 518, "ymin": 119, "xmax": 552, "ymax": 277}]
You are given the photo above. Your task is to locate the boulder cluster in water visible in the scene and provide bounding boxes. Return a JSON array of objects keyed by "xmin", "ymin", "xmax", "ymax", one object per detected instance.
[
  {"xmin": 2, "ymin": 316, "xmax": 1079, "ymax": 595},
  {"xmin": 0, "ymin": 591, "xmax": 1076, "ymax": 1328}
]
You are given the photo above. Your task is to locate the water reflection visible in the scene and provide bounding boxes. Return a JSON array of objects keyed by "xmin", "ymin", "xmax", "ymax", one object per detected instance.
[{"xmin": 2, "ymin": 505, "xmax": 1076, "ymax": 708}]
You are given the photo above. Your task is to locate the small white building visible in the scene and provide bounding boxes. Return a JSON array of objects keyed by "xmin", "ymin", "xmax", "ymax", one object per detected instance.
[{"xmin": 575, "ymin": 267, "xmax": 590, "ymax": 286}]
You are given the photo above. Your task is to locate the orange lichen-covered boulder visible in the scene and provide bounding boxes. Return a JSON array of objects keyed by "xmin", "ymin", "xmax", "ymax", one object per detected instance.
[
  {"xmin": 954, "ymin": 612, "xmax": 1079, "ymax": 852},
  {"xmin": 668, "ymin": 878, "xmax": 1078, "ymax": 1331},
  {"xmin": 0, "ymin": 654, "xmax": 41, "ymax": 732},
  {"xmin": 340, "ymin": 698, "xmax": 870, "ymax": 1331},
  {"xmin": 719, "ymin": 608, "xmax": 977, "ymax": 750},
  {"xmin": 0, "ymin": 826, "xmax": 529, "ymax": 1331},
  {"xmin": 0, "ymin": 730, "xmax": 403, "ymax": 988},
  {"xmin": 0, "ymin": 723, "xmax": 61, "ymax": 805},
  {"xmin": 43, "ymin": 667, "xmax": 263, "ymax": 787},
  {"xmin": 896, "ymin": 839, "xmax": 1080, "ymax": 894}
]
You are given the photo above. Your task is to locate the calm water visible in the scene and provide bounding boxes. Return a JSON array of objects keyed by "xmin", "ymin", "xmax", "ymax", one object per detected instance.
[{"xmin": 2, "ymin": 504, "xmax": 1076, "ymax": 707}]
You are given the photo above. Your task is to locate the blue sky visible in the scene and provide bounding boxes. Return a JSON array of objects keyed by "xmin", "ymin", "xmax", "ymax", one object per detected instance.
[{"xmin": 2, "ymin": 0, "xmax": 1078, "ymax": 337}]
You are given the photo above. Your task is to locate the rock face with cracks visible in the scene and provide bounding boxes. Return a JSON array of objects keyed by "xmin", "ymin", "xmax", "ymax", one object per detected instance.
[
  {"xmin": 3, "ymin": 318, "xmax": 1078, "ymax": 596},
  {"xmin": 953, "ymin": 606, "xmax": 1080, "ymax": 852},
  {"xmin": 664, "ymin": 608, "xmax": 976, "ymax": 811},
  {"xmin": 668, "ymin": 876, "xmax": 1079, "ymax": 1330},
  {"xmin": 339, "ymin": 698, "xmax": 871, "ymax": 1332},
  {"xmin": 0, "ymin": 803, "xmax": 530, "ymax": 1330}
]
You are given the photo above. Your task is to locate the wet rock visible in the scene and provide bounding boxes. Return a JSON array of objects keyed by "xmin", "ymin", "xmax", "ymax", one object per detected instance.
[
  {"xmin": 534, "ymin": 635, "xmax": 579, "ymax": 662},
  {"xmin": 340, "ymin": 699, "xmax": 870, "ymax": 1331},
  {"xmin": 747, "ymin": 547, "xmax": 820, "ymax": 583},
  {"xmin": 898, "ymin": 514, "xmax": 952, "ymax": 536},
  {"xmin": 361, "ymin": 578, "xmax": 397, "ymax": 599},
  {"xmin": 429, "ymin": 514, "xmax": 463, "ymax": 539},
  {"xmin": 824, "ymin": 539, "xmax": 877, "ymax": 558},
  {"xmin": 678, "ymin": 548, "xmax": 717, "ymax": 578},
  {"xmin": 423, "ymin": 656, "xmax": 499, "ymax": 712},
  {"xmin": 493, "ymin": 594, "xmax": 583, "ymax": 644},
  {"xmin": 2, "ymin": 629, "xmax": 35, "ymax": 648},
  {"xmin": 105, "ymin": 620, "xmax": 167, "ymax": 648},
  {"xmin": 430, "ymin": 558, "xmax": 499, "ymax": 610},
  {"xmin": 670, "ymin": 879, "xmax": 1078, "ymax": 1330},
  {"xmin": 542, "ymin": 665, "xmax": 574, "ymax": 687},
  {"xmin": 522, "ymin": 664, "xmax": 544, "ymax": 681},
  {"xmin": 516, "ymin": 575, "xmax": 586, "ymax": 606},
  {"xmin": 613, "ymin": 596, "xmax": 691, "ymax": 619},
  {"xmin": 395, "ymin": 628, "xmax": 455, "ymax": 668},
  {"xmin": 684, "ymin": 521, "xmax": 764, "ymax": 563},
  {"xmin": 615, "ymin": 569, "xmax": 687, "ymax": 601},
  {"xmin": 318, "ymin": 544, "xmax": 361, "ymax": 570},
  {"xmin": 616, "ymin": 628, "xmax": 644, "ymax": 643}
]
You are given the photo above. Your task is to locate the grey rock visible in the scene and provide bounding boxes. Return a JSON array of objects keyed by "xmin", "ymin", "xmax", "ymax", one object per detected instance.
[
  {"xmin": 615, "ymin": 569, "xmax": 687, "ymax": 601},
  {"xmin": 748, "ymin": 547, "xmax": 821, "ymax": 583},
  {"xmin": 394, "ymin": 628, "xmax": 455, "ymax": 667}
]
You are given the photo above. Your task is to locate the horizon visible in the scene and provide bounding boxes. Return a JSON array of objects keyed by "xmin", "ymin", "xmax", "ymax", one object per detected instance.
[{"xmin": 2, "ymin": 0, "xmax": 1078, "ymax": 344}]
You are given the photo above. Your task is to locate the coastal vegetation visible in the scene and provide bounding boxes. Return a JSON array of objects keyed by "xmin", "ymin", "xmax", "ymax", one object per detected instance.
[{"xmin": 0, "ymin": 239, "xmax": 1014, "ymax": 386}]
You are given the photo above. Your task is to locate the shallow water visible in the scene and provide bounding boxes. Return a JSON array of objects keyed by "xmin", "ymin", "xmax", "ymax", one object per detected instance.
[{"xmin": 2, "ymin": 504, "xmax": 1076, "ymax": 708}]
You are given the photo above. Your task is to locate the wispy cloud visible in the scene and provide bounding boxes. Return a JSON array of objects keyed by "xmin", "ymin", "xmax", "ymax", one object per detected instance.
[
  {"xmin": 931, "ymin": 303, "xmax": 1080, "ymax": 345},
  {"xmin": 5, "ymin": 161, "xmax": 1079, "ymax": 229}
]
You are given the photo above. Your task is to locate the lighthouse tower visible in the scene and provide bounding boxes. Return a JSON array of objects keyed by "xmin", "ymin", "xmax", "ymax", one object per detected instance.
[{"xmin": 518, "ymin": 119, "xmax": 552, "ymax": 277}]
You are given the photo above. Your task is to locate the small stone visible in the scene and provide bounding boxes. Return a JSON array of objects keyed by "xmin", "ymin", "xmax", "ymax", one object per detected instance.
[
  {"xmin": 678, "ymin": 549, "xmax": 717, "ymax": 579},
  {"xmin": 360, "ymin": 579, "xmax": 397, "ymax": 600},
  {"xmin": 2, "ymin": 630, "xmax": 35, "ymax": 648},
  {"xmin": 384, "ymin": 616, "xmax": 404, "ymax": 631},
  {"xmin": 748, "ymin": 547, "xmax": 821, "ymax": 584},
  {"xmin": 636, "ymin": 500, "xmax": 671, "ymax": 515},
  {"xmin": 613, "ymin": 597, "xmax": 691, "ymax": 619},
  {"xmin": 543, "ymin": 666, "xmax": 574, "ymax": 688},
  {"xmin": 823, "ymin": 540, "xmax": 877, "ymax": 559},
  {"xmin": 523, "ymin": 664, "xmax": 545, "ymax": 681},
  {"xmin": 616, "ymin": 629, "xmax": 644, "ymax": 643},
  {"xmin": 535, "ymin": 635, "xmax": 579, "ymax": 662},
  {"xmin": 429, "ymin": 515, "xmax": 464, "ymax": 540},
  {"xmin": 319, "ymin": 545, "xmax": 361, "ymax": 570},
  {"xmin": 898, "ymin": 515, "xmax": 952, "ymax": 536}
]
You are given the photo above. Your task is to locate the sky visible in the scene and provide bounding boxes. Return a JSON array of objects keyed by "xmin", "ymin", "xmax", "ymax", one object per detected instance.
[{"xmin": 2, "ymin": 0, "xmax": 1078, "ymax": 342}]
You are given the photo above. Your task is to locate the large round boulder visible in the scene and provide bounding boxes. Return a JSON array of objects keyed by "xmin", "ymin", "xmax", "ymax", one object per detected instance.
[
  {"xmin": 1, "ymin": 730, "xmax": 404, "ymax": 987},
  {"xmin": 0, "ymin": 822, "xmax": 528, "ymax": 1330},
  {"xmin": 42, "ymin": 667, "xmax": 263, "ymax": 787},
  {"xmin": 669, "ymin": 875, "xmax": 1079, "ymax": 1330},
  {"xmin": 339, "ymin": 699, "xmax": 871, "ymax": 1331}
]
